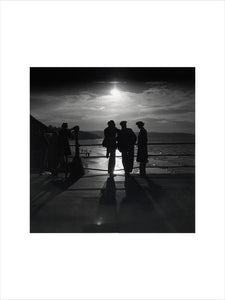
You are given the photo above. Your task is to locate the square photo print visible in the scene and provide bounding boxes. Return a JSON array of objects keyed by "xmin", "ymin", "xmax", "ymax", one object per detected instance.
[{"xmin": 30, "ymin": 67, "xmax": 195, "ymax": 233}]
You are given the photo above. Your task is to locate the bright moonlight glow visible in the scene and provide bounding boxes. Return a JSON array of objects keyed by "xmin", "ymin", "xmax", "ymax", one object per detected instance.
[{"xmin": 110, "ymin": 87, "xmax": 120, "ymax": 96}]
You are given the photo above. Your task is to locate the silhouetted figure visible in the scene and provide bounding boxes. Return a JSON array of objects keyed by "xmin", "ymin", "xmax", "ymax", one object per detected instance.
[
  {"xmin": 117, "ymin": 121, "xmax": 136, "ymax": 176},
  {"xmin": 103, "ymin": 120, "xmax": 118, "ymax": 177},
  {"xmin": 57, "ymin": 123, "xmax": 78, "ymax": 178},
  {"xmin": 136, "ymin": 121, "xmax": 148, "ymax": 176}
]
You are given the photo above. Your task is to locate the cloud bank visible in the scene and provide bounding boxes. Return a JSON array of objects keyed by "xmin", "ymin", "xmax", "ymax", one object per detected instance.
[{"xmin": 30, "ymin": 82, "xmax": 194, "ymax": 133}]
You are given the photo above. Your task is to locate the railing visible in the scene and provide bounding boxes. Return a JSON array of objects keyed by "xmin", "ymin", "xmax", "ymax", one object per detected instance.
[
  {"xmin": 76, "ymin": 142, "xmax": 194, "ymax": 146},
  {"xmin": 70, "ymin": 142, "xmax": 195, "ymax": 172}
]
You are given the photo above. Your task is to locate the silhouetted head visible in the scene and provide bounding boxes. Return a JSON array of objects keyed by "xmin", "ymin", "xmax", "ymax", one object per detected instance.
[
  {"xmin": 136, "ymin": 121, "xmax": 144, "ymax": 129},
  {"xmin": 61, "ymin": 122, "xmax": 68, "ymax": 129},
  {"xmin": 107, "ymin": 120, "xmax": 115, "ymax": 128},
  {"xmin": 73, "ymin": 125, "xmax": 80, "ymax": 133},
  {"xmin": 120, "ymin": 121, "xmax": 127, "ymax": 129}
]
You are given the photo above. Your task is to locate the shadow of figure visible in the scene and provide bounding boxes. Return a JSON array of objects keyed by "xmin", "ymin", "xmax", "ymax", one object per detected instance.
[
  {"xmin": 118, "ymin": 175, "xmax": 155, "ymax": 233},
  {"xmin": 88, "ymin": 177, "xmax": 117, "ymax": 232},
  {"xmin": 122, "ymin": 176, "xmax": 139, "ymax": 203},
  {"xmin": 99, "ymin": 177, "xmax": 116, "ymax": 205},
  {"xmin": 121, "ymin": 176, "xmax": 156, "ymax": 212},
  {"xmin": 121, "ymin": 176, "xmax": 154, "ymax": 209}
]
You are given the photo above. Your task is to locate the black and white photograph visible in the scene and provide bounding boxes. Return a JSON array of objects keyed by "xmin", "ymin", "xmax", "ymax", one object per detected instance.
[
  {"xmin": 30, "ymin": 67, "xmax": 195, "ymax": 233},
  {"xmin": 1, "ymin": 1, "xmax": 224, "ymax": 299}
]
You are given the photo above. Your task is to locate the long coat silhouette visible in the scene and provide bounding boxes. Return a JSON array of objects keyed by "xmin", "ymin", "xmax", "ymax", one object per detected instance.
[
  {"xmin": 137, "ymin": 127, "xmax": 148, "ymax": 163},
  {"xmin": 58, "ymin": 128, "xmax": 73, "ymax": 156},
  {"xmin": 117, "ymin": 128, "xmax": 136, "ymax": 153},
  {"xmin": 117, "ymin": 127, "xmax": 136, "ymax": 174}
]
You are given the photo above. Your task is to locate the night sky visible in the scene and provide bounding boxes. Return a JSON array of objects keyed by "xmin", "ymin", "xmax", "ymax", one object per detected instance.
[{"xmin": 30, "ymin": 68, "xmax": 195, "ymax": 133}]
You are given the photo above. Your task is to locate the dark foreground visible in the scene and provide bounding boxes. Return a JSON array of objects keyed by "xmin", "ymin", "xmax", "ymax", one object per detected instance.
[{"xmin": 30, "ymin": 173, "xmax": 195, "ymax": 233}]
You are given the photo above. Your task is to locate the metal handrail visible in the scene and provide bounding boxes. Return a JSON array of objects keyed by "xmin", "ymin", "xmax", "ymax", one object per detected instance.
[
  {"xmin": 71, "ymin": 142, "xmax": 195, "ymax": 147},
  {"xmin": 69, "ymin": 141, "xmax": 195, "ymax": 171},
  {"xmin": 78, "ymin": 154, "xmax": 194, "ymax": 158},
  {"xmin": 70, "ymin": 142, "xmax": 195, "ymax": 158},
  {"xmin": 84, "ymin": 165, "xmax": 195, "ymax": 172}
]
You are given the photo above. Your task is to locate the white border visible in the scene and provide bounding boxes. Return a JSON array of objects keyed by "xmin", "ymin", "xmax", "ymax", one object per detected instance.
[{"xmin": 1, "ymin": 1, "xmax": 224, "ymax": 299}]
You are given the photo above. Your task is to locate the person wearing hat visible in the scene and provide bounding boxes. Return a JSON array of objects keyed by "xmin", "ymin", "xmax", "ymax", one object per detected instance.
[
  {"xmin": 136, "ymin": 121, "xmax": 148, "ymax": 176},
  {"xmin": 117, "ymin": 121, "xmax": 137, "ymax": 176},
  {"xmin": 103, "ymin": 120, "xmax": 118, "ymax": 177}
]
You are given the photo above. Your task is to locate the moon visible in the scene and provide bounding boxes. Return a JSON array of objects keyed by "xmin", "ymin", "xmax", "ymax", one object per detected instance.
[{"xmin": 110, "ymin": 87, "xmax": 120, "ymax": 96}]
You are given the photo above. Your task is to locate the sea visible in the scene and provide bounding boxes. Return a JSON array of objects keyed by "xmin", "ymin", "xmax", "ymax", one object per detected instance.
[{"xmin": 69, "ymin": 136, "xmax": 195, "ymax": 175}]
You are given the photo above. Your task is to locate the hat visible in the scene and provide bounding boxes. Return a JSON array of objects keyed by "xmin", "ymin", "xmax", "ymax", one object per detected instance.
[
  {"xmin": 61, "ymin": 122, "xmax": 68, "ymax": 128},
  {"xmin": 136, "ymin": 121, "xmax": 144, "ymax": 126},
  {"xmin": 120, "ymin": 121, "xmax": 127, "ymax": 126},
  {"xmin": 108, "ymin": 120, "xmax": 115, "ymax": 125}
]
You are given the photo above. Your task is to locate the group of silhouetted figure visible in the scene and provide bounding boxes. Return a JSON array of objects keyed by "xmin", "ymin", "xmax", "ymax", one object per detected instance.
[
  {"xmin": 32, "ymin": 120, "xmax": 148, "ymax": 178},
  {"xmin": 31, "ymin": 122, "xmax": 79, "ymax": 177},
  {"xmin": 103, "ymin": 120, "xmax": 148, "ymax": 177}
]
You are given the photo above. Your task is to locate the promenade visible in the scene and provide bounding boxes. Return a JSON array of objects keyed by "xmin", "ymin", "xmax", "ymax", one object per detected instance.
[{"xmin": 30, "ymin": 172, "xmax": 195, "ymax": 233}]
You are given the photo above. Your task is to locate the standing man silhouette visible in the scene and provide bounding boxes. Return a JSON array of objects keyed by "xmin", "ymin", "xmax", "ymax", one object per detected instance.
[
  {"xmin": 103, "ymin": 120, "xmax": 118, "ymax": 177},
  {"xmin": 117, "ymin": 121, "xmax": 136, "ymax": 176},
  {"xmin": 136, "ymin": 121, "xmax": 148, "ymax": 176},
  {"xmin": 58, "ymin": 122, "xmax": 78, "ymax": 178}
]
